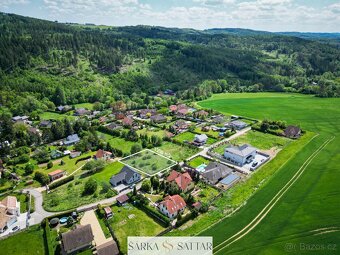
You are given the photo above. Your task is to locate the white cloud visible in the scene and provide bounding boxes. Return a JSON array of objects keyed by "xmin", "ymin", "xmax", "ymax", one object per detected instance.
[
  {"xmin": 193, "ymin": 0, "xmax": 235, "ymax": 6},
  {"xmin": 0, "ymin": 0, "xmax": 29, "ymax": 9}
]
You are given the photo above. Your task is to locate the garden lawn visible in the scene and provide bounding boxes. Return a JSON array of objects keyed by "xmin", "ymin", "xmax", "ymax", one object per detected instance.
[
  {"xmin": 188, "ymin": 156, "xmax": 211, "ymax": 168},
  {"xmin": 92, "ymin": 161, "xmax": 124, "ymax": 183},
  {"xmin": 97, "ymin": 132, "xmax": 141, "ymax": 154},
  {"xmin": 39, "ymin": 111, "xmax": 75, "ymax": 121},
  {"xmin": 121, "ymin": 150, "xmax": 176, "ymax": 176},
  {"xmin": 0, "ymin": 225, "xmax": 46, "ymax": 255},
  {"xmin": 108, "ymin": 204, "xmax": 166, "ymax": 254},
  {"xmin": 74, "ymin": 102, "xmax": 94, "ymax": 110},
  {"xmin": 152, "ymin": 142, "xmax": 199, "ymax": 161},
  {"xmin": 194, "ymin": 127, "xmax": 220, "ymax": 139},
  {"xmin": 43, "ymin": 176, "xmax": 108, "ymax": 211},
  {"xmin": 137, "ymin": 127, "xmax": 167, "ymax": 138},
  {"xmin": 195, "ymin": 182, "xmax": 220, "ymax": 204},
  {"xmin": 174, "ymin": 131, "xmax": 217, "ymax": 145}
]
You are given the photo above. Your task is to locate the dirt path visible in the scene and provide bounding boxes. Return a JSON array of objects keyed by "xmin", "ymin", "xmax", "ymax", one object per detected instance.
[
  {"xmin": 80, "ymin": 210, "xmax": 112, "ymax": 246},
  {"xmin": 213, "ymin": 135, "xmax": 334, "ymax": 253}
]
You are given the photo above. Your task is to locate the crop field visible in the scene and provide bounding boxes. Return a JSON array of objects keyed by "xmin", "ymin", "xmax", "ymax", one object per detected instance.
[
  {"xmin": 193, "ymin": 93, "xmax": 340, "ymax": 254},
  {"xmin": 152, "ymin": 141, "xmax": 199, "ymax": 161},
  {"xmin": 213, "ymin": 130, "xmax": 291, "ymax": 154},
  {"xmin": 121, "ymin": 149, "xmax": 176, "ymax": 176}
]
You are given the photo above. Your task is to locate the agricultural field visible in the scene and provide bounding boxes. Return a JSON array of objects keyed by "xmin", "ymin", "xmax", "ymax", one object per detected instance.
[
  {"xmin": 213, "ymin": 130, "xmax": 291, "ymax": 154},
  {"xmin": 97, "ymin": 132, "xmax": 141, "ymax": 154},
  {"xmin": 192, "ymin": 93, "xmax": 340, "ymax": 254},
  {"xmin": 174, "ymin": 131, "xmax": 217, "ymax": 145},
  {"xmin": 105, "ymin": 204, "xmax": 166, "ymax": 254},
  {"xmin": 0, "ymin": 225, "xmax": 46, "ymax": 255},
  {"xmin": 121, "ymin": 149, "xmax": 176, "ymax": 176},
  {"xmin": 152, "ymin": 141, "xmax": 199, "ymax": 161}
]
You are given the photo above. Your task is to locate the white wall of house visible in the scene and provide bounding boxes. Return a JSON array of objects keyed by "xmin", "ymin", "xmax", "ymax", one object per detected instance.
[{"xmin": 224, "ymin": 150, "xmax": 256, "ymax": 166}]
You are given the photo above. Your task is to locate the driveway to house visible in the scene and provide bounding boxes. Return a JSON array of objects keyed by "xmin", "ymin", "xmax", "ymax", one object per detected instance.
[{"xmin": 80, "ymin": 210, "xmax": 112, "ymax": 246}]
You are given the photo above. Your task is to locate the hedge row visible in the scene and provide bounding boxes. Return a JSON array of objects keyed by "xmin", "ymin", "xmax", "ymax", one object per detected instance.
[
  {"xmin": 175, "ymin": 211, "xmax": 197, "ymax": 227},
  {"xmin": 136, "ymin": 203, "xmax": 170, "ymax": 227},
  {"xmin": 75, "ymin": 155, "xmax": 91, "ymax": 164},
  {"xmin": 48, "ymin": 175, "xmax": 74, "ymax": 190}
]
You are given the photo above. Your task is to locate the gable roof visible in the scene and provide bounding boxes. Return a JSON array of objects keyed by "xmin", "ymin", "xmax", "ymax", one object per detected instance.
[
  {"xmin": 202, "ymin": 162, "xmax": 233, "ymax": 184},
  {"xmin": 225, "ymin": 144, "xmax": 256, "ymax": 157},
  {"xmin": 195, "ymin": 134, "xmax": 208, "ymax": 142},
  {"xmin": 97, "ymin": 240, "xmax": 119, "ymax": 255},
  {"xmin": 122, "ymin": 117, "xmax": 133, "ymax": 126},
  {"xmin": 150, "ymin": 114, "xmax": 166, "ymax": 121},
  {"xmin": 110, "ymin": 166, "xmax": 140, "ymax": 184},
  {"xmin": 0, "ymin": 207, "xmax": 14, "ymax": 230},
  {"xmin": 96, "ymin": 149, "xmax": 112, "ymax": 159},
  {"xmin": 48, "ymin": 169, "xmax": 64, "ymax": 177},
  {"xmin": 62, "ymin": 225, "xmax": 94, "ymax": 252},
  {"xmin": 116, "ymin": 194, "xmax": 129, "ymax": 204},
  {"xmin": 284, "ymin": 125, "xmax": 301, "ymax": 138},
  {"xmin": 0, "ymin": 196, "xmax": 17, "ymax": 209},
  {"xmin": 167, "ymin": 170, "xmax": 192, "ymax": 191},
  {"xmin": 160, "ymin": 195, "xmax": 186, "ymax": 214}
]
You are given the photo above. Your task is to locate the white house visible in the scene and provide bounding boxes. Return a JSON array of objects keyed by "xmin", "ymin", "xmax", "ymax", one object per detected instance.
[
  {"xmin": 159, "ymin": 195, "xmax": 186, "ymax": 219},
  {"xmin": 0, "ymin": 196, "xmax": 20, "ymax": 233},
  {"xmin": 224, "ymin": 144, "xmax": 257, "ymax": 166},
  {"xmin": 194, "ymin": 134, "xmax": 208, "ymax": 145}
]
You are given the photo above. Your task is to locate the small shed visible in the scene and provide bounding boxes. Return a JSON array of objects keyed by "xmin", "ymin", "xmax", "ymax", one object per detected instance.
[{"xmin": 116, "ymin": 194, "xmax": 129, "ymax": 206}]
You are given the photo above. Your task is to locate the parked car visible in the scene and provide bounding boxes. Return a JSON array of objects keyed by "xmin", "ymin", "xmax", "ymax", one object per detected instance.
[
  {"xmin": 252, "ymin": 162, "xmax": 258, "ymax": 167},
  {"xmin": 11, "ymin": 226, "xmax": 20, "ymax": 232}
]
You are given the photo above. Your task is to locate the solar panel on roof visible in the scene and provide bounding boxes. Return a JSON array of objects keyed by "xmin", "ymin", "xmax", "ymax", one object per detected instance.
[{"xmin": 219, "ymin": 173, "xmax": 240, "ymax": 186}]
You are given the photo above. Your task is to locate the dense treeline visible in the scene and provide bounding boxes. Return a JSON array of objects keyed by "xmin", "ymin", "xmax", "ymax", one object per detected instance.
[{"xmin": 0, "ymin": 12, "xmax": 339, "ymax": 117}]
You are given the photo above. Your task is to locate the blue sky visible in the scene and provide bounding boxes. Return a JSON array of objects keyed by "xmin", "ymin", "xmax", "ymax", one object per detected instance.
[{"xmin": 1, "ymin": 0, "xmax": 340, "ymax": 32}]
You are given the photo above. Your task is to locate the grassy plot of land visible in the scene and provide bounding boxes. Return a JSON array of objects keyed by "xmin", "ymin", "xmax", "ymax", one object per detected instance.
[
  {"xmin": 0, "ymin": 225, "xmax": 46, "ymax": 255},
  {"xmin": 74, "ymin": 102, "xmax": 94, "ymax": 110},
  {"xmin": 187, "ymin": 156, "xmax": 211, "ymax": 168},
  {"xmin": 106, "ymin": 204, "xmax": 166, "ymax": 254},
  {"xmin": 92, "ymin": 161, "xmax": 124, "ymax": 183},
  {"xmin": 97, "ymin": 132, "xmax": 141, "ymax": 154},
  {"xmin": 174, "ymin": 131, "xmax": 217, "ymax": 145},
  {"xmin": 213, "ymin": 130, "xmax": 291, "ymax": 154},
  {"xmin": 121, "ymin": 150, "xmax": 176, "ymax": 175},
  {"xmin": 136, "ymin": 127, "xmax": 168, "ymax": 138},
  {"xmin": 40, "ymin": 151, "xmax": 95, "ymax": 175},
  {"xmin": 195, "ymin": 93, "xmax": 340, "ymax": 254},
  {"xmin": 152, "ymin": 142, "xmax": 199, "ymax": 161},
  {"xmin": 39, "ymin": 111, "xmax": 75, "ymax": 121},
  {"xmin": 194, "ymin": 127, "xmax": 220, "ymax": 138},
  {"xmin": 195, "ymin": 182, "xmax": 220, "ymax": 204}
]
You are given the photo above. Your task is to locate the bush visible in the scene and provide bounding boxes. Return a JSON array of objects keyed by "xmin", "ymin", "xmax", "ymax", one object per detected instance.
[
  {"xmin": 83, "ymin": 159, "xmax": 106, "ymax": 172},
  {"xmin": 175, "ymin": 211, "xmax": 198, "ymax": 227},
  {"xmin": 75, "ymin": 155, "xmax": 91, "ymax": 164},
  {"xmin": 47, "ymin": 161, "xmax": 53, "ymax": 169},
  {"xmin": 48, "ymin": 175, "xmax": 75, "ymax": 190},
  {"xmin": 83, "ymin": 178, "xmax": 97, "ymax": 195},
  {"xmin": 24, "ymin": 163, "xmax": 35, "ymax": 175},
  {"xmin": 34, "ymin": 171, "xmax": 50, "ymax": 185}
]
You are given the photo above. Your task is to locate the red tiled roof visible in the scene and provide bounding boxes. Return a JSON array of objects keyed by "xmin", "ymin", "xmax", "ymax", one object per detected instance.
[
  {"xmin": 96, "ymin": 149, "xmax": 112, "ymax": 159},
  {"xmin": 104, "ymin": 207, "xmax": 112, "ymax": 215},
  {"xmin": 160, "ymin": 195, "xmax": 186, "ymax": 214},
  {"xmin": 48, "ymin": 169, "xmax": 64, "ymax": 177},
  {"xmin": 167, "ymin": 170, "xmax": 192, "ymax": 191},
  {"xmin": 122, "ymin": 117, "xmax": 133, "ymax": 126},
  {"xmin": 177, "ymin": 108, "xmax": 188, "ymax": 115},
  {"xmin": 169, "ymin": 105, "xmax": 177, "ymax": 111},
  {"xmin": 117, "ymin": 194, "xmax": 129, "ymax": 204}
]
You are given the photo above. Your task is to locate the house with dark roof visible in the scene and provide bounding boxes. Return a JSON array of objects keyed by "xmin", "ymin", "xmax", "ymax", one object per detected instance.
[
  {"xmin": 50, "ymin": 149, "xmax": 63, "ymax": 159},
  {"xmin": 201, "ymin": 162, "xmax": 233, "ymax": 185},
  {"xmin": 224, "ymin": 144, "xmax": 257, "ymax": 166},
  {"xmin": 150, "ymin": 114, "xmax": 167, "ymax": 123},
  {"xmin": 229, "ymin": 120, "xmax": 247, "ymax": 130},
  {"xmin": 138, "ymin": 109, "xmax": 156, "ymax": 119},
  {"xmin": 74, "ymin": 108, "xmax": 91, "ymax": 116},
  {"xmin": 56, "ymin": 105, "xmax": 71, "ymax": 112},
  {"xmin": 193, "ymin": 134, "xmax": 208, "ymax": 146},
  {"xmin": 166, "ymin": 170, "xmax": 194, "ymax": 193},
  {"xmin": 110, "ymin": 166, "xmax": 141, "ymax": 187},
  {"xmin": 159, "ymin": 195, "xmax": 186, "ymax": 219},
  {"xmin": 61, "ymin": 224, "xmax": 94, "ymax": 254},
  {"xmin": 39, "ymin": 120, "xmax": 52, "ymax": 128},
  {"xmin": 195, "ymin": 110, "xmax": 209, "ymax": 119},
  {"xmin": 106, "ymin": 122, "xmax": 123, "ymax": 131},
  {"xmin": 96, "ymin": 240, "xmax": 120, "ymax": 255},
  {"xmin": 284, "ymin": 125, "xmax": 301, "ymax": 139}
]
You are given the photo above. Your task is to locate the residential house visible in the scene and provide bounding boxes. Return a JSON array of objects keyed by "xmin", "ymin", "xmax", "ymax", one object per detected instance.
[
  {"xmin": 193, "ymin": 134, "xmax": 208, "ymax": 146},
  {"xmin": 104, "ymin": 207, "xmax": 113, "ymax": 219},
  {"xmin": 224, "ymin": 144, "xmax": 257, "ymax": 166},
  {"xmin": 195, "ymin": 110, "xmax": 209, "ymax": 119},
  {"xmin": 0, "ymin": 196, "xmax": 19, "ymax": 233},
  {"xmin": 114, "ymin": 112, "xmax": 126, "ymax": 120},
  {"xmin": 159, "ymin": 195, "xmax": 186, "ymax": 219},
  {"xmin": 166, "ymin": 170, "xmax": 194, "ymax": 193},
  {"xmin": 211, "ymin": 115, "xmax": 225, "ymax": 124},
  {"xmin": 70, "ymin": 151, "xmax": 82, "ymax": 159},
  {"xmin": 192, "ymin": 201, "xmax": 202, "ymax": 211},
  {"xmin": 74, "ymin": 108, "xmax": 91, "ymax": 116},
  {"xmin": 95, "ymin": 149, "xmax": 112, "ymax": 161},
  {"xmin": 12, "ymin": 116, "xmax": 29, "ymax": 123},
  {"xmin": 110, "ymin": 166, "xmax": 141, "ymax": 187},
  {"xmin": 172, "ymin": 120, "xmax": 190, "ymax": 133},
  {"xmin": 201, "ymin": 126, "xmax": 211, "ymax": 132},
  {"xmin": 122, "ymin": 117, "xmax": 134, "ymax": 127},
  {"xmin": 48, "ymin": 169, "xmax": 65, "ymax": 181},
  {"xmin": 164, "ymin": 89, "xmax": 175, "ymax": 96},
  {"xmin": 51, "ymin": 149, "xmax": 63, "ymax": 159},
  {"xmin": 39, "ymin": 120, "xmax": 52, "ymax": 128},
  {"xmin": 28, "ymin": 127, "xmax": 42, "ymax": 137},
  {"xmin": 138, "ymin": 109, "xmax": 156, "ymax": 119},
  {"xmin": 169, "ymin": 105, "xmax": 178, "ymax": 112},
  {"xmin": 56, "ymin": 105, "xmax": 71, "ymax": 112},
  {"xmin": 201, "ymin": 162, "xmax": 233, "ymax": 185},
  {"xmin": 64, "ymin": 134, "xmax": 80, "ymax": 145},
  {"xmin": 284, "ymin": 125, "xmax": 301, "ymax": 139},
  {"xmin": 61, "ymin": 224, "xmax": 94, "ymax": 254},
  {"xmin": 176, "ymin": 108, "xmax": 189, "ymax": 117},
  {"xmin": 96, "ymin": 240, "xmax": 120, "ymax": 255},
  {"xmin": 116, "ymin": 194, "xmax": 129, "ymax": 206},
  {"xmin": 150, "ymin": 114, "xmax": 167, "ymax": 123},
  {"xmin": 229, "ymin": 120, "xmax": 247, "ymax": 130},
  {"xmin": 99, "ymin": 116, "xmax": 107, "ymax": 124},
  {"xmin": 106, "ymin": 123, "xmax": 123, "ymax": 131}
]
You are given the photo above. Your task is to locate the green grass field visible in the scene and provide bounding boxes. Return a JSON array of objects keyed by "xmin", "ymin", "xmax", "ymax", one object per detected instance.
[
  {"xmin": 97, "ymin": 132, "xmax": 141, "ymax": 154},
  {"xmin": 187, "ymin": 156, "xmax": 211, "ymax": 168},
  {"xmin": 136, "ymin": 127, "xmax": 167, "ymax": 138},
  {"xmin": 0, "ymin": 225, "xmax": 46, "ymax": 255},
  {"xmin": 194, "ymin": 127, "xmax": 220, "ymax": 138},
  {"xmin": 152, "ymin": 141, "xmax": 199, "ymax": 161},
  {"xmin": 174, "ymin": 131, "xmax": 217, "ymax": 145},
  {"xmin": 213, "ymin": 130, "xmax": 291, "ymax": 154},
  {"xmin": 106, "ymin": 204, "xmax": 166, "ymax": 254},
  {"xmin": 74, "ymin": 102, "xmax": 94, "ymax": 110},
  {"xmin": 193, "ymin": 93, "xmax": 340, "ymax": 254},
  {"xmin": 121, "ymin": 150, "xmax": 176, "ymax": 175},
  {"xmin": 92, "ymin": 161, "xmax": 124, "ymax": 183},
  {"xmin": 39, "ymin": 111, "xmax": 75, "ymax": 121}
]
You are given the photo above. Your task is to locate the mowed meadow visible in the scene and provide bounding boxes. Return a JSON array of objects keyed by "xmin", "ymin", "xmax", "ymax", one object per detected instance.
[{"xmin": 198, "ymin": 93, "xmax": 340, "ymax": 254}]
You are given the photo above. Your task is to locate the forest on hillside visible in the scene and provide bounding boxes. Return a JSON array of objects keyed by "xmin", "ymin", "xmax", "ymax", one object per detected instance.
[{"xmin": 0, "ymin": 12, "xmax": 339, "ymax": 116}]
